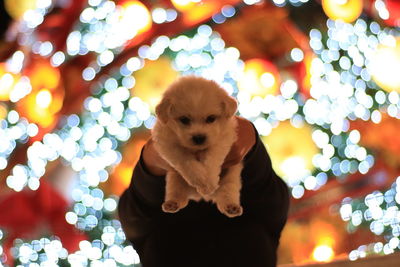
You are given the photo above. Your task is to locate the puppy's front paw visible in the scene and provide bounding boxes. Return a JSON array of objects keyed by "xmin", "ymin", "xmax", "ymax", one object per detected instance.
[
  {"xmin": 162, "ymin": 201, "xmax": 179, "ymax": 213},
  {"xmin": 219, "ymin": 203, "xmax": 243, "ymax": 218},
  {"xmin": 162, "ymin": 200, "xmax": 187, "ymax": 213}
]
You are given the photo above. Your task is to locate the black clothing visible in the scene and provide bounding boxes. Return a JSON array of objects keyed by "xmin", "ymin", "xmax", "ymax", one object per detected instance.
[{"xmin": 118, "ymin": 130, "xmax": 290, "ymax": 267}]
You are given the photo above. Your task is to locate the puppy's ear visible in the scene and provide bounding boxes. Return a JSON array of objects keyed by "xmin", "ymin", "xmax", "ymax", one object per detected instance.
[
  {"xmin": 221, "ymin": 95, "xmax": 238, "ymax": 118},
  {"xmin": 155, "ymin": 97, "xmax": 172, "ymax": 124}
]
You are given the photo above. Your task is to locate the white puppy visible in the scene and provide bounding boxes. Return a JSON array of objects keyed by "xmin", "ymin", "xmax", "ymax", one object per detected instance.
[{"xmin": 152, "ymin": 76, "xmax": 243, "ymax": 218}]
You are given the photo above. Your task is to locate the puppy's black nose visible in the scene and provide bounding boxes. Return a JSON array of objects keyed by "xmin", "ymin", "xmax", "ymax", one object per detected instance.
[{"xmin": 192, "ymin": 134, "xmax": 206, "ymax": 145}]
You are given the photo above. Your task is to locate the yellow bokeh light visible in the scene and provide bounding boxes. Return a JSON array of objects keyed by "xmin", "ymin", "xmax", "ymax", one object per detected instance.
[
  {"xmin": 5, "ymin": 0, "xmax": 37, "ymax": 19},
  {"xmin": 301, "ymin": 52, "xmax": 316, "ymax": 95},
  {"xmin": 0, "ymin": 63, "xmax": 19, "ymax": 101},
  {"xmin": 237, "ymin": 59, "xmax": 280, "ymax": 99},
  {"xmin": 0, "ymin": 104, "xmax": 7, "ymax": 120},
  {"xmin": 321, "ymin": 0, "xmax": 363, "ymax": 23},
  {"xmin": 171, "ymin": 0, "xmax": 222, "ymax": 26},
  {"xmin": 261, "ymin": 121, "xmax": 318, "ymax": 179},
  {"xmin": 171, "ymin": 0, "xmax": 196, "ymax": 11},
  {"xmin": 119, "ymin": 1, "xmax": 152, "ymax": 35},
  {"xmin": 370, "ymin": 38, "xmax": 400, "ymax": 93},
  {"xmin": 260, "ymin": 72, "xmax": 276, "ymax": 88},
  {"xmin": 36, "ymin": 89, "xmax": 52, "ymax": 109},
  {"xmin": 132, "ymin": 57, "xmax": 179, "ymax": 111},
  {"xmin": 0, "ymin": 73, "xmax": 15, "ymax": 101},
  {"xmin": 312, "ymin": 244, "xmax": 335, "ymax": 262}
]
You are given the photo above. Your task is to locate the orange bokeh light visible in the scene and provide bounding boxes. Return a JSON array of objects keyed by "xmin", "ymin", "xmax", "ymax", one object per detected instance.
[
  {"xmin": 20, "ymin": 89, "xmax": 63, "ymax": 128},
  {"xmin": 310, "ymin": 220, "xmax": 337, "ymax": 263},
  {"xmin": 16, "ymin": 60, "xmax": 64, "ymax": 128},
  {"xmin": 301, "ymin": 52, "xmax": 315, "ymax": 95},
  {"xmin": 108, "ymin": 133, "xmax": 149, "ymax": 195},
  {"xmin": 28, "ymin": 60, "xmax": 60, "ymax": 91}
]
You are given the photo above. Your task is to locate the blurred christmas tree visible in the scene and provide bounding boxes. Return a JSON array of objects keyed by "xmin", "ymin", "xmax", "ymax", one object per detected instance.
[{"xmin": 0, "ymin": 0, "xmax": 399, "ymax": 266}]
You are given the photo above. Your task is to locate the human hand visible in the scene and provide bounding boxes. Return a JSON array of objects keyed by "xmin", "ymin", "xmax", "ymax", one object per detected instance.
[
  {"xmin": 221, "ymin": 116, "xmax": 256, "ymax": 169},
  {"xmin": 142, "ymin": 116, "xmax": 256, "ymax": 176},
  {"xmin": 142, "ymin": 138, "xmax": 170, "ymax": 176}
]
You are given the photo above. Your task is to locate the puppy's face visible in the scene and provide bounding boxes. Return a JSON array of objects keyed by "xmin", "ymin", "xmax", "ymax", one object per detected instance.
[{"xmin": 156, "ymin": 77, "xmax": 237, "ymax": 151}]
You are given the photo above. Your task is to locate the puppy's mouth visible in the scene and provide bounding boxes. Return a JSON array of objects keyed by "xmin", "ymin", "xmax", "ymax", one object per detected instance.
[
  {"xmin": 184, "ymin": 142, "xmax": 209, "ymax": 151},
  {"xmin": 194, "ymin": 149, "xmax": 208, "ymax": 162}
]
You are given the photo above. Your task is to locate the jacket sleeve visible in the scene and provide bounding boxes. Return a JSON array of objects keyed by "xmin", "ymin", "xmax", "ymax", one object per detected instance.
[
  {"xmin": 117, "ymin": 148, "xmax": 166, "ymax": 248},
  {"xmin": 239, "ymin": 130, "xmax": 290, "ymax": 238}
]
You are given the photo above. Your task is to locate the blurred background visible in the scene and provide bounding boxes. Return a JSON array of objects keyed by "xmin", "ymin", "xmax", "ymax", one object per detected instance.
[{"xmin": 0, "ymin": 0, "xmax": 399, "ymax": 266}]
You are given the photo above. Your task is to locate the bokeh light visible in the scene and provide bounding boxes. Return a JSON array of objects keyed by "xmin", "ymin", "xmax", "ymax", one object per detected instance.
[
  {"xmin": 237, "ymin": 58, "xmax": 281, "ymax": 99},
  {"xmin": 132, "ymin": 56, "xmax": 179, "ymax": 111},
  {"xmin": 261, "ymin": 121, "xmax": 319, "ymax": 187},
  {"xmin": 322, "ymin": 0, "xmax": 363, "ymax": 23},
  {"xmin": 369, "ymin": 37, "xmax": 400, "ymax": 93},
  {"xmin": 0, "ymin": 63, "xmax": 19, "ymax": 101},
  {"xmin": 171, "ymin": 0, "xmax": 198, "ymax": 11},
  {"xmin": 312, "ymin": 244, "xmax": 335, "ymax": 262},
  {"xmin": 4, "ymin": 0, "xmax": 40, "ymax": 19},
  {"xmin": 118, "ymin": 0, "xmax": 152, "ymax": 35},
  {"xmin": 16, "ymin": 60, "xmax": 64, "ymax": 128}
]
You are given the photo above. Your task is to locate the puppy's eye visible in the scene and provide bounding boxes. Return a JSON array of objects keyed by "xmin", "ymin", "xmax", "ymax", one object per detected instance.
[
  {"xmin": 178, "ymin": 116, "xmax": 191, "ymax": 125},
  {"xmin": 206, "ymin": 115, "xmax": 216, "ymax": 124}
]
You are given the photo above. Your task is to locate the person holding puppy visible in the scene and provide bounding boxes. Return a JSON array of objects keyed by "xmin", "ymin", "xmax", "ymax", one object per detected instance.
[{"xmin": 118, "ymin": 79, "xmax": 290, "ymax": 267}]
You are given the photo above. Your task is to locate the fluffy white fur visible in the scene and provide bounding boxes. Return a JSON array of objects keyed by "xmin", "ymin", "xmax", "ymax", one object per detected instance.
[{"xmin": 152, "ymin": 76, "xmax": 243, "ymax": 218}]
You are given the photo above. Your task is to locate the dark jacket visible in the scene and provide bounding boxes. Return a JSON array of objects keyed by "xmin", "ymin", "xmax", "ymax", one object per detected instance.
[{"xmin": 118, "ymin": 130, "xmax": 290, "ymax": 267}]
